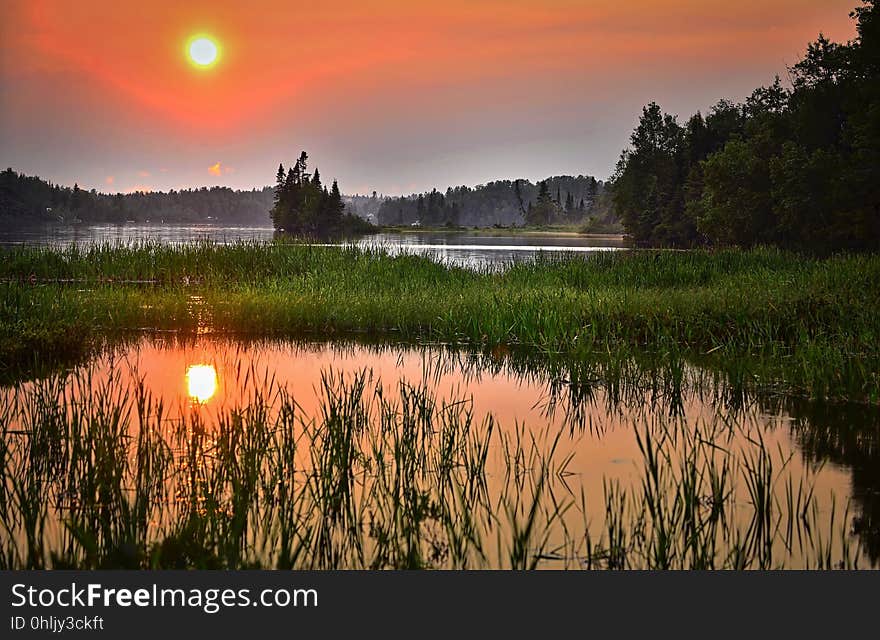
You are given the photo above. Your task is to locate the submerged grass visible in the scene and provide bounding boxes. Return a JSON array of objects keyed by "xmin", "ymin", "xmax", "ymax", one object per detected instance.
[
  {"xmin": 2, "ymin": 243, "xmax": 878, "ymax": 400},
  {"xmin": 0, "ymin": 360, "xmax": 867, "ymax": 569}
]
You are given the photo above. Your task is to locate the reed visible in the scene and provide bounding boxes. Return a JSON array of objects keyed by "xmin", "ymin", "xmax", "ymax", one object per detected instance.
[
  {"xmin": 0, "ymin": 356, "xmax": 868, "ymax": 569},
  {"xmin": 2, "ymin": 243, "xmax": 878, "ymax": 401}
]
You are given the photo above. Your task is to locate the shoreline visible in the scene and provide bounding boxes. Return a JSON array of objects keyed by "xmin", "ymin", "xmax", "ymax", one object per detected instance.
[{"xmin": 375, "ymin": 226, "xmax": 626, "ymax": 239}]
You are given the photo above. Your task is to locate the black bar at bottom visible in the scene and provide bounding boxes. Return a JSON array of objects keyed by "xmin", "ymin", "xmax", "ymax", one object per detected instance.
[{"xmin": 0, "ymin": 570, "xmax": 875, "ymax": 637}]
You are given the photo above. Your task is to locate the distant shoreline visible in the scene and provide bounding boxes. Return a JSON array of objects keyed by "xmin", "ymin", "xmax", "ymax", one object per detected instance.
[
  {"xmin": 376, "ymin": 225, "xmax": 625, "ymax": 239},
  {"xmin": 0, "ymin": 217, "xmax": 627, "ymax": 241}
]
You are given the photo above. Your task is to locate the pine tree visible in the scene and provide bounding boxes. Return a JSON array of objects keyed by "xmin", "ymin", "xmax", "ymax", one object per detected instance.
[
  {"xmin": 269, "ymin": 151, "xmax": 361, "ymax": 237},
  {"xmin": 514, "ymin": 179, "xmax": 527, "ymax": 217},
  {"xmin": 527, "ymin": 180, "xmax": 555, "ymax": 225},
  {"xmin": 274, "ymin": 164, "xmax": 285, "ymax": 199},
  {"xmin": 587, "ymin": 177, "xmax": 598, "ymax": 213},
  {"xmin": 328, "ymin": 179, "xmax": 344, "ymax": 228},
  {"xmin": 296, "ymin": 152, "xmax": 308, "ymax": 184},
  {"xmin": 270, "ymin": 164, "xmax": 286, "ymax": 229}
]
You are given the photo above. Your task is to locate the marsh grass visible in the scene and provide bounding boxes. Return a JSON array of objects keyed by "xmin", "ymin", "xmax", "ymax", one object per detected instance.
[
  {"xmin": 2, "ymin": 242, "xmax": 877, "ymax": 400},
  {"xmin": 1, "ymin": 242, "xmax": 877, "ymax": 568},
  {"xmin": 0, "ymin": 353, "xmax": 869, "ymax": 570}
]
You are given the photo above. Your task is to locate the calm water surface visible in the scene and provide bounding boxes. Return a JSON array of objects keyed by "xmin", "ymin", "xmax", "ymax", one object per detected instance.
[
  {"xmin": 0, "ymin": 223, "xmax": 625, "ymax": 268},
  {"xmin": 5, "ymin": 337, "xmax": 877, "ymax": 568}
]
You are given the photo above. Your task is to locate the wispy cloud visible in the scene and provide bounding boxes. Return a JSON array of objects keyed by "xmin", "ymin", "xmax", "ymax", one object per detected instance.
[
  {"xmin": 209, "ymin": 161, "xmax": 235, "ymax": 177},
  {"xmin": 137, "ymin": 170, "xmax": 151, "ymax": 177}
]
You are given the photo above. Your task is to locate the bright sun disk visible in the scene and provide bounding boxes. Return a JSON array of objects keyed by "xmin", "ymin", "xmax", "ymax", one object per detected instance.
[
  {"xmin": 186, "ymin": 364, "xmax": 218, "ymax": 403},
  {"xmin": 188, "ymin": 36, "xmax": 219, "ymax": 67}
]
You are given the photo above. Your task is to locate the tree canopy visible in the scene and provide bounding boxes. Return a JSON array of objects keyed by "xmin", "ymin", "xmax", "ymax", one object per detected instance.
[
  {"xmin": 0, "ymin": 168, "xmax": 273, "ymax": 225},
  {"xmin": 375, "ymin": 175, "xmax": 615, "ymax": 229},
  {"xmin": 270, "ymin": 152, "xmax": 371, "ymax": 236},
  {"xmin": 612, "ymin": 0, "xmax": 879, "ymax": 252}
]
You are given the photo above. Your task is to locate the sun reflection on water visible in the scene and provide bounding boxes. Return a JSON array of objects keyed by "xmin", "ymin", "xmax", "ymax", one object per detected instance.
[{"xmin": 186, "ymin": 364, "xmax": 217, "ymax": 403}]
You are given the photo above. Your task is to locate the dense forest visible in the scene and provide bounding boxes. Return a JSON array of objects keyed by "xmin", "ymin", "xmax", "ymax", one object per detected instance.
[
  {"xmin": 613, "ymin": 0, "xmax": 879, "ymax": 252},
  {"xmin": 374, "ymin": 175, "xmax": 619, "ymax": 229},
  {"xmin": 0, "ymin": 168, "xmax": 274, "ymax": 225},
  {"xmin": 2, "ymin": 167, "xmax": 621, "ymax": 232},
  {"xmin": 270, "ymin": 151, "xmax": 372, "ymax": 236}
]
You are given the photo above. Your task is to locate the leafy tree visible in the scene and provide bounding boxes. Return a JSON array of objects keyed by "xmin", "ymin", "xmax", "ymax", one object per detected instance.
[{"xmin": 612, "ymin": 1, "xmax": 880, "ymax": 252}]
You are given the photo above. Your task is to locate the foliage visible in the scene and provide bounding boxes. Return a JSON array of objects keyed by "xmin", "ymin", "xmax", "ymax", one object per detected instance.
[
  {"xmin": 270, "ymin": 152, "xmax": 373, "ymax": 237},
  {"xmin": 0, "ymin": 168, "xmax": 274, "ymax": 225},
  {"xmin": 0, "ymin": 346, "xmax": 872, "ymax": 569},
  {"xmin": 1, "ymin": 243, "xmax": 878, "ymax": 402},
  {"xmin": 612, "ymin": 1, "xmax": 880, "ymax": 252},
  {"xmin": 376, "ymin": 175, "xmax": 611, "ymax": 228}
]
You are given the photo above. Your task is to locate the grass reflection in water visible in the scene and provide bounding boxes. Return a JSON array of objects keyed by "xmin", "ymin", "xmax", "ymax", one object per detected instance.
[{"xmin": 1, "ymin": 338, "xmax": 876, "ymax": 569}]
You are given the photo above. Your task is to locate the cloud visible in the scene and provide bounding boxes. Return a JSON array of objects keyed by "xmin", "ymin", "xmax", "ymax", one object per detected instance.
[
  {"xmin": 208, "ymin": 161, "xmax": 235, "ymax": 176},
  {"xmin": 137, "ymin": 170, "xmax": 151, "ymax": 177},
  {"xmin": 105, "ymin": 175, "xmax": 115, "ymax": 185}
]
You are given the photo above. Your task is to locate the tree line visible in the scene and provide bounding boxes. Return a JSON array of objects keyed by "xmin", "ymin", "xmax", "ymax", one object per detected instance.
[
  {"xmin": 0, "ymin": 168, "xmax": 274, "ymax": 225},
  {"xmin": 375, "ymin": 175, "xmax": 617, "ymax": 229},
  {"xmin": 612, "ymin": 0, "xmax": 879, "ymax": 252}
]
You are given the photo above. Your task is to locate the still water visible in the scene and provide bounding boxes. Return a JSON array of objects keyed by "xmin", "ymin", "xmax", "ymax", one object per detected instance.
[
  {"xmin": 0, "ymin": 223, "xmax": 625, "ymax": 268},
  {"xmin": 3, "ymin": 337, "xmax": 877, "ymax": 568}
]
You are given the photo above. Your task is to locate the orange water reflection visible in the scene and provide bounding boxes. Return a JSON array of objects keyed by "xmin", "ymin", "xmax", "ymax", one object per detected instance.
[
  {"xmin": 185, "ymin": 364, "xmax": 217, "ymax": 404},
  {"xmin": 5, "ymin": 336, "xmax": 878, "ymax": 568}
]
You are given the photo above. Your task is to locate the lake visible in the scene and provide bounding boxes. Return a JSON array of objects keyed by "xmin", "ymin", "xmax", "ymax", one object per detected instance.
[
  {"xmin": 3, "ymin": 336, "xmax": 876, "ymax": 569},
  {"xmin": 0, "ymin": 223, "xmax": 626, "ymax": 268}
]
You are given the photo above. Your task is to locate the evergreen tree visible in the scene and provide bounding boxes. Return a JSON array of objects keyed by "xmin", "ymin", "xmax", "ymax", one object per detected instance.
[
  {"xmin": 612, "ymin": 0, "xmax": 880, "ymax": 251},
  {"xmin": 527, "ymin": 180, "xmax": 556, "ymax": 225},
  {"xmin": 269, "ymin": 151, "xmax": 369, "ymax": 237}
]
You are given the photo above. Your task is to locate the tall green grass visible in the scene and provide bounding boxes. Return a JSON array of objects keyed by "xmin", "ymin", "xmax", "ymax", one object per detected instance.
[{"xmin": 2, "ymin": 243, "xmax": 878, "ymax": 400}]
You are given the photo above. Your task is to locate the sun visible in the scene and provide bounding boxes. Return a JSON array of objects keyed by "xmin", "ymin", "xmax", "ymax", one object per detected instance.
[
  {"xmin": 186, "ymin": 364, "xmax": 218, "ymax": 404},
  {"xmin": 187, "ymin": 35, "xmax": 220, "ymax": 68}
]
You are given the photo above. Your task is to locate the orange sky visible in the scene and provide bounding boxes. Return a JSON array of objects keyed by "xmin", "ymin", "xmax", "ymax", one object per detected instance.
[{"xmin": 0, "ymin": 0, "xmax": 859, "ymax": 194}]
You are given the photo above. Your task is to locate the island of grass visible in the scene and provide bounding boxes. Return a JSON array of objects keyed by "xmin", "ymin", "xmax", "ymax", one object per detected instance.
[{"xmin": 2, "ymin": 243, "xmax": 877, "ymax": 403}]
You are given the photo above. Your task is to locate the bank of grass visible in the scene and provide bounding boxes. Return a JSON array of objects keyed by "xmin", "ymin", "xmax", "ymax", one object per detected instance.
[{"xmin": 1, "ymin": 243, "xmax": 878, "ymax": 400}]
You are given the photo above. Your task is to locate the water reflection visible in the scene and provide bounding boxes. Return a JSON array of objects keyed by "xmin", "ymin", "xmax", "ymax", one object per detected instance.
[
  {"xmin": 186, "ymin": 364, "xmax": 217, "ymax": 404},
  {"xmin": 2, "ymin": 336, "xmax": 878, "ymax": 568},
  {"xmin": 0, "ymin": 224, "xmax": 626, "ymax": 269},
  {"xmin": 761, "ymin": 396, "xmax": 880, "ymax": 565}
]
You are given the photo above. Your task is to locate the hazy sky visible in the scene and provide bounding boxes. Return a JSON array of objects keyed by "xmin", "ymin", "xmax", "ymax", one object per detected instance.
[{"xmin": 0, "ymin": 0, "xmax": 859, "ymax": 195}]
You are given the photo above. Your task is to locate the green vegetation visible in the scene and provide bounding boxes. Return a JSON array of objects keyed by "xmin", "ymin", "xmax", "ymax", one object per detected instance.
[
  {"xmin": 612, "ymin": 0, "xmax": 880, "ymax": 252},
  {"xmin": 374, "ymin": 175, "xmax": 617, "ymax": 229},
  {"xmin": 1, "ymin": 355, "xmax": 868, "ymax": 569},
  {"xmin": 1, "ymin": 243, "xmax": 877, "ymax": 401},
  {"xmin": 0, "ymin": 168, "xmax": 274, "ymax": 225},
  {"xmin": 270, "ymin": 152, "xmax": 374, "ymax": 237}
]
